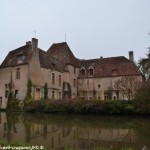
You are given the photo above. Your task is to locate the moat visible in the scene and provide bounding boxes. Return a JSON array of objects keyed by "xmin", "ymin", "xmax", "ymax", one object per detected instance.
[{"xmin": 0, "ymin": 112, "xmax": 150, "ymax": 150}]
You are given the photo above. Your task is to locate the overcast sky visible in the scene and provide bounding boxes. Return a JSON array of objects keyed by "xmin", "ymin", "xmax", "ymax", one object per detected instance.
[{"xmin": 1, "ymin": 0, "xmax": 150, "ymax": 64}]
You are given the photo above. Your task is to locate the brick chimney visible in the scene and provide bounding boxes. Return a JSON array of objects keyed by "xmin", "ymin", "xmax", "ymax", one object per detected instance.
[{"xmin": 129, "ymin": 51, "xmax": 134, "ymax": 62}]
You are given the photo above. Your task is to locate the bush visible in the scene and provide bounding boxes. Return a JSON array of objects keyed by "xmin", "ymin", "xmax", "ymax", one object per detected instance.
[
  {"xmin": 103, "ymin": 100, "xmax": 134, "ymax": 114},
  {"xmin": 133, "ymin": 81, "xmax": 150, "ymax": 114},
  {"xmin": 24, "ymin": 99, "xmax": 136, "ymax": 115}
]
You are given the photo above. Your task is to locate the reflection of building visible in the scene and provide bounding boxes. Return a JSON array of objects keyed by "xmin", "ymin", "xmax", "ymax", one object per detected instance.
[
  {"xmin": 0, "ymin": 112, "xmax": 138, "ymax": 150},
  {"xmin": 30, "ymin": 124, "xmax": 77, "ymax": 150},
  {"xmin": 0, "ymin": 112, "xmax": 7, "ymax": 139},
  {"xmin": 0, "ymin": 112, "xmax": 26, "ymax": 144},
  {"xmin": 0, "ymin": 38, "xmax": 142, "ymax": 109},
  {"xmin": 77, "ymin": 127, "xmax": 135, "ymax": 149}
]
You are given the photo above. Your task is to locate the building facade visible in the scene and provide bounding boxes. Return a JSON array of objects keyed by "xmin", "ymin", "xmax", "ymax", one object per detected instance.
[{"xmin": 0, "ymin": 38, "xmax": 142, "ymax": 109}]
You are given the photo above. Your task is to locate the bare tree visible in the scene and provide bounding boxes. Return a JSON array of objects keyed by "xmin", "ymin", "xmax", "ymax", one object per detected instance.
[
  {"xmin": 114, "ymin": 76, "xmax": 141, "ymax": 100},
  {"xmin": 138, "ymin": 49, "xmax": 150, "ymax": 80}
]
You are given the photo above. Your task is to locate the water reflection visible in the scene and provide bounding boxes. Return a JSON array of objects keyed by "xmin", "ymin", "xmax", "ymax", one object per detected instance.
[{"xmin": 0, "ymin": 112, "xmax": 150, "ymax": 150}]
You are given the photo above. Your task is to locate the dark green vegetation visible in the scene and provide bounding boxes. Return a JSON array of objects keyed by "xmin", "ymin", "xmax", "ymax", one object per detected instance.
[{"xmin": 23, "ymin": 98, "xmax": 149, "ymax": 115}]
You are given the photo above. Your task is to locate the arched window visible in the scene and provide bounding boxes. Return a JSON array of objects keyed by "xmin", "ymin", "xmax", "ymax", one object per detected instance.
[
  {"xmin": 88, "ymin": 66, "xmax": 94, "ymax": 76},
  {"xmin": 80, "ymin": 67, "xmax": 86, "ymax": 75}
]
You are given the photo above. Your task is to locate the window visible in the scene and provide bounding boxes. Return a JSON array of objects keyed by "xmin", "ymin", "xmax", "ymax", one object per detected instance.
[
  {"xmin": 98, "ymin": 84, "xmax": 101, "ymax": 89},
  {"xmin": 5, "ymin": 90, "xmax": 9, "ymax": 98},
  {"xmin": 52, "ymin": 73, "xmax": 55, "ymax": 84},
  {"xmin": 74, "ymin": 66, "xmax": 76, "ymax": 74},
  {"xmin": 112, "ymin": 69, "xmax": 117, "ymax": 76},
  {"xmin": 36, "ymin": 88, "xmax": 40, "ymax": 92},
  {"xmin": 80, "ymin": 67, "xmax": 86, "ymax": 75},
  {"xmin": 98, "ymin": 96, "xmax": 101, "ymax": 100},
  {"xmin": 59, "ymin": 75, "xmax": 61, "ymax": 86},
  {"xmin": 73, "ymin": 79, "xmax": 76, "ymax": 87},
  {"xmin": 52, "ymin": 91, "xmax": 55, "ymax": 99},
  {"xmin": 88, "ymin": 66, "xmax": 94, "ymax": 76},
  {"xmin": 104, "ymin": 91, "xmax": 108, "ymax": 100},
  {"xmin": 59, "ymin": 92, "xmax": 61, "ymax": 99},
  {"xmin": 16, "ymin": 68, "xmax": 20, "ymax": 79},
  {"xmin": 5, "ymin": 84, "xmax": 10, "ymax": 89},
  {"xmin": 15, "ymin": 90, "xmax": 18, "ymax": 98},
  {"xmin": 17, "ymin": 55, "xmax": 25, "ymax": 62},
  {"xmin": 113, "ymin": 96, "xmax": 117, "ymax": 100}
]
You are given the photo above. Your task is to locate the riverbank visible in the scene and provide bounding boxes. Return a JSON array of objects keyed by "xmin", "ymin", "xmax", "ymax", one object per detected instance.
[{"xmin": 22, "ymin": 99, "xmax": 150, "ymax": 115}]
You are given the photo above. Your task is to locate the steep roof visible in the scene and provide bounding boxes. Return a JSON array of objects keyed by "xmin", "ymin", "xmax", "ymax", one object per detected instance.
[
  {"xmin": 79, "ymin": 56, "xmax": 142, "ymax": 78},
  {"xmin": 0, "ymin": 44, "xmax": 32, "ymax": 68},
  {"xmin": 47, "ymin": 42, "xmax": 80, "ymax": 67},
  {"xmin": 39, "ymin": 49, "xmax": 67, "ymax": 72}
]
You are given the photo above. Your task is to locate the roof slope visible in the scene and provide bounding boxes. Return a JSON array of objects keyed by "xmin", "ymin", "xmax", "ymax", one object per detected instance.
[
  {"xmin": 0, "ymin": 43, "xmax": 66, "ymax": 72},
  {"xmin": 79, "ymin": 56, "xmax": 142, "ymax": 78},
  {"xmin": 39, "ymin": 49, "xmax": 66, "ymax": 72},
  {"xmin": 0, "ymin": 44, "xmax": 32, "ymax": 68},
  {"xmin": 47, "ymin": 42, "xmax": 80, "ymax": 67}
]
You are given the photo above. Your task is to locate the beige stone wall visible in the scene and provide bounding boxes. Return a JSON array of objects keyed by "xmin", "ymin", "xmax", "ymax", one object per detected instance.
[
  {"xmin": 0, "ymin": 65, "xmax": 29, "ymax": 109},
  {"xmin": 39, "ymin": 68, "xmax": 65, "ymax": 100},
  {"xmin": 67, "ymin": 65, "xmax": 80, "ymax": 99},
  {"xmin": 78, "ymin": 75, "xmax": 142, "ymax": 100}
]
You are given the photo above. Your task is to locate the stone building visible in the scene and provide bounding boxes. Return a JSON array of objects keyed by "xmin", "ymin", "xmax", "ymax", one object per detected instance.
[{"xmin": 0, "ymin": 38, "xmax": 142, "ymax": 109}]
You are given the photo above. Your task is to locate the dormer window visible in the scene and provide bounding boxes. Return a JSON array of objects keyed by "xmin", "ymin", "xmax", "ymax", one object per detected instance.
[
  {"xmin": 17, "ymin": 54, "xmax": 25, "ymax": 63},
  {"xmin": 88, "ymin": 66, "xmax": 94, "ymax": 76},
  {"xmin": 80, "ymin": 67, "xmax": 86, "ymax": 75},
  {"xmin": 112, "ymin": 69, "xmax": 117, "ymax": 76}
]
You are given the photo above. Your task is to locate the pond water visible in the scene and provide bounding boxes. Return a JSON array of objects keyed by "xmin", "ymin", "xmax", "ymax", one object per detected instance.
[{"xmin": 0, "ymin": 112, "xmax": 150, "ymax": 150}]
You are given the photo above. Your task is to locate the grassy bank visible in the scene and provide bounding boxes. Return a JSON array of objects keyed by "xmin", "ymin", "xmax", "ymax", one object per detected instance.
[{"xmin": 23, "ymin": 99, "xmax": 150, "ymax": 115}]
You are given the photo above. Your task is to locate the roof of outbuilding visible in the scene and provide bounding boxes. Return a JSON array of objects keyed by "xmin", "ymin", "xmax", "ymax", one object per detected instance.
[
  {"xmin": 79, "ymin": 56, "xmax": 142, "ymax": 78},
  {"xmin": 47, "ymin": 42, "xmax": 80, "ymax": 67}
]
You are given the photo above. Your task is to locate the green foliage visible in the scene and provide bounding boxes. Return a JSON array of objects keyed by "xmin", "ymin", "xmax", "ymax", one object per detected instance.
[
  {"xmin": 134, "ymin": 81, "xmax": 150, "ymax": 114},
  {"xmin": 44, "ymin": 82, "xmax": 48, "ymax": 99},
  {"xmin": 25, "ymin": 79, "xmax": 33, "ymax": 103},
  {"xmin": 138, "ymin": 49, "xmax": 150, "ymax": 80},
  {"xmin": 7, "ymin": 98, "xmax": 20, "ymax": 110},
  {"xmin": 104, "ymin": 100, "xmax": 133, "ymax": 114},
  {"xmin": 24, "ymin": 99, "xmax": 136, "ymax": 114}
]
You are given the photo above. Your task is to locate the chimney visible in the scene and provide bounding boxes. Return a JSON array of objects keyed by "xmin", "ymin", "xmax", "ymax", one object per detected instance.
[
  {"xmin": 129, "ymin": 51, "xmax": 134, "ymax": 62},
  {"xmin": 26, "ymin": 41, "xmax": 31, "ymax": 45},
  {"xmin": 32, "ymin": 38, "xmax": 38, "ymax": 51}
]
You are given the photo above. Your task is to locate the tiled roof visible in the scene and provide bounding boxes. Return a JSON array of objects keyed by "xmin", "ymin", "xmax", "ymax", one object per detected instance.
[
  {"xmin": 0, "ymin": 44, "xmax": 32, "ymax": 68},
  {"xmin": 79, "ymin": 56, "xmax": 142, "ymax": 78},
  {"xmin": 0, "ymin": 43, "xmax": 66, "ymax": 72},
  {"xmin": 47, "ymin": 42, "xmax": 80, "ymax": 67},
  {"xmin": 0, "ymin": 39, "xmax": 142, "ymax": 78},
  {"xmin": 39, "ymin": 49, "xmax": 67, "ymax": 72}
]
